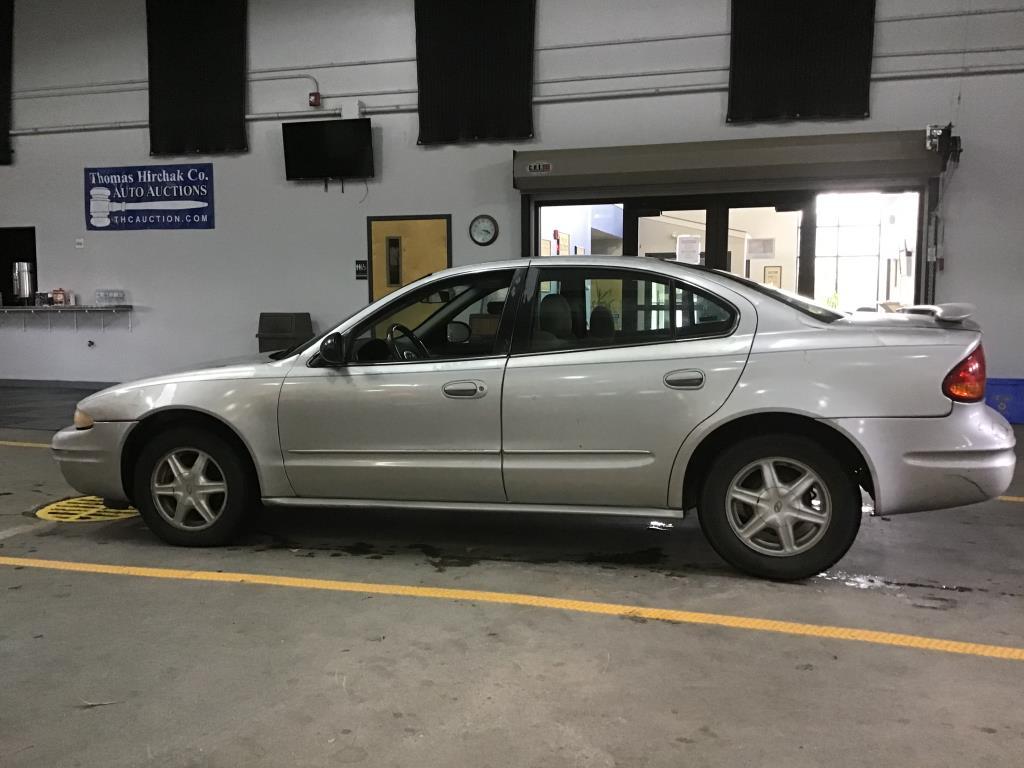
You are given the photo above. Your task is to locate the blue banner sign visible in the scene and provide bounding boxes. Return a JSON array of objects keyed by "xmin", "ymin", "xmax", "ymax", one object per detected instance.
[{"xmin": 84, "ymin": 163, "xmax": 215, "ymax": 230}]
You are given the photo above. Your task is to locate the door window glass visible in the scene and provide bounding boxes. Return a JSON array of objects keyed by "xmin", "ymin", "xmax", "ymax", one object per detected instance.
[
  {"xmin": 386, "ymin": 236, "xmax": 402, "ymax": 285},
  {"xmin": 523, "ymin": 268, "xmax": 735, "ymax": 353},
  {"xmin": 537, "ymin": 204, "xmax": 624, "ymax": 256},
  {"xmin": 350, "ymin": 270, "xmax": 515, "ymax": 363}
]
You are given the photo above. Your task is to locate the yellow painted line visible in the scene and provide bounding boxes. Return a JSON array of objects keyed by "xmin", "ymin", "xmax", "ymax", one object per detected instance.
[
  {"xmin": 999, "ymin": 495, "xmax": 1024, "ymax": 503},
  {"xmin": 2, "ymin": 556, "xmax": 1023, "ymax": 662},
  {"xmin": 0, "ymin": 439, "xmax": 49, "ymax": 449}
]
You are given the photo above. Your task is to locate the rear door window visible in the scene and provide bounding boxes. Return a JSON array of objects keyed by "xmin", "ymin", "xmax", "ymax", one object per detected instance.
[{"xmin": 520, "ymin": 267, "xmax": 736, "ymax": 353}]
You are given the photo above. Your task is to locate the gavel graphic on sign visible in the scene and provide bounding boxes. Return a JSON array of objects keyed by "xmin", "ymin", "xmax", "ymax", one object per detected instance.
[{"xmin": 89, "ymin": 186, "xmax": 209, "ymax": 228}]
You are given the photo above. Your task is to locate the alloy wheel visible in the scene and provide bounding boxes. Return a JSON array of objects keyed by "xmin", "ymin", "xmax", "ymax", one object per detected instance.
[
  {"xmin": 725, "ymin": 457, "xmax": 832, "ymax": 557},
  {"xmin": 150, "ymin": 448, "xmax": 229, "ymax": 531}
]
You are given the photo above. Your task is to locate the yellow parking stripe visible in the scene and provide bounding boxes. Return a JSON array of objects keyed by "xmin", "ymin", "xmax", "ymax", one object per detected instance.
[
  {"xmin": 0, "ymin": 440, "xmax": 50, "ymax": 449},
  {"xmin": 1, "ymin": 556, "xmax": 1023, "ymax": 662},
  {"xmin": 1000, "ymin": 495, "xmax": 1024, "ymax": 503}
]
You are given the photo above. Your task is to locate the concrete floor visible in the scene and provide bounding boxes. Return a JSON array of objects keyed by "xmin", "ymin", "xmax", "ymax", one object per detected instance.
[
  {"xmin": 1, "ymin": 409, "xmax": 1022, "ymax": 766},
  {"xmin": 0, "ymin": 380, "xmax": 108, "ymax": 431}
]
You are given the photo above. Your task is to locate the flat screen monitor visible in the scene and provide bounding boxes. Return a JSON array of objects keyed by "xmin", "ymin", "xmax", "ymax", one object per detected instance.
[{"xmin": 282, "ymin": 118, "xmax": 374, "ymax": 180}]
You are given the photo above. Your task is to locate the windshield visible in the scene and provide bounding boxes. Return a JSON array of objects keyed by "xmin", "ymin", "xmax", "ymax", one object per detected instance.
[{"xmin": 710, "ymin": 270, "xmax": 843, "ymax": 323}]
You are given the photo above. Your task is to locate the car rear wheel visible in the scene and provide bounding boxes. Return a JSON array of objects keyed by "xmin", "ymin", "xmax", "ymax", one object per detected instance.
[
  {"xmin": 133, "ymin": 427, "xmax": 252, "ymax": 546},
  {"xmin": 698, "ymin": 434, "xmax": 861, "ymax": 580}
]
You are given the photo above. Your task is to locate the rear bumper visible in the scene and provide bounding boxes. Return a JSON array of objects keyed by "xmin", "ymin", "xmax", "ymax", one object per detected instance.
[
  {"xmin": 51, "ymin": 422, "xmax": 136, "ymax": 503},
  {"xmin": 828, "ymin": 403, "xmax": 1016, "ymax": 515}
]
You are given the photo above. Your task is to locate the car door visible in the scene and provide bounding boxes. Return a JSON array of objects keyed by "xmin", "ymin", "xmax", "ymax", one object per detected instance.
[
  {"xmin": 278, "ymin": 267, "xmax": 524, "ymax": 502},
  {"xmin": 501, "ymin": 264, "xmax": 755, "ymax": 509}
]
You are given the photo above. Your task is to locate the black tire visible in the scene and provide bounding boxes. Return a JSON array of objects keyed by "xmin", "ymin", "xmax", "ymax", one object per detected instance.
[
  {"xmin": 133, "ymin": 426, "xmax": 253, "ymax": 546},
  {"xmin": 698, "ymin": 433, "xmax": 861, "ymax": 580}
]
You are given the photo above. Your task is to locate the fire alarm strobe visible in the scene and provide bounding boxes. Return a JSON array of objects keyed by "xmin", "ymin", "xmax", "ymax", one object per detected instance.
[{"xmin": 88, "ymin": 186, "xmax": 209, "ymax": 228}]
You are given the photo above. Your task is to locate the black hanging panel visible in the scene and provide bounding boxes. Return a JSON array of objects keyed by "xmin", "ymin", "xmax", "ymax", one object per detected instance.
[
  {"xmin": 727, "ymin": 0, "xmax": 875, "ymax": 123},
  {"xmin": 415, "ymin": 0, "xmax": 536, "ymax": 145},
  {"xmin": 146, "ymin": 0, "xmax": 247, "ymax": 155},
  {"xmin": 0, "ymin": 0, "xmax": 12, "ymax": 165}
]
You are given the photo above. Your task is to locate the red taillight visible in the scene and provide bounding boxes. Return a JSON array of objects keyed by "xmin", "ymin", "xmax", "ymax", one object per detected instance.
[{"xmin": 942, "ymin": 345, "xmax": 986, "ymax": 402}]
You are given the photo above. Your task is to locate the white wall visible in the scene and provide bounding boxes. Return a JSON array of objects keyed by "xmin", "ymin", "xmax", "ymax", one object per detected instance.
[{"xmin": 1, "ymin": 0, "xmax": 1022, "ymax": 381}]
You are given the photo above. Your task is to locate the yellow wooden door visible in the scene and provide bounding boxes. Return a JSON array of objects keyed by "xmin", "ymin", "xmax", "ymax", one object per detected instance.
[{"xmin": 368, "ymin": 216, "xmax": 451, "ymax": 302}]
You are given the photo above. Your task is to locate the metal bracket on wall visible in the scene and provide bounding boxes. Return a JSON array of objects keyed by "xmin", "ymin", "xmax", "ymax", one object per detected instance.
[{"xmin": 0, "ymin": 306, "xmax": 133, "ymax": 332}]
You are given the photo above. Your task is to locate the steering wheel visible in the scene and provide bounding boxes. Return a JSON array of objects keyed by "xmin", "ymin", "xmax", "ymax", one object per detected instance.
[{"xmin": 385, "ymin": 323, "xmax": 430, "ymax": 361}]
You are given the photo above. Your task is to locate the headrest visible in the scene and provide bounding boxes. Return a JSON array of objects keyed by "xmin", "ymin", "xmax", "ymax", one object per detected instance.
[
  {"xmin": 589, "ymin": 305, "xmax": 615, "ymax": 339},
  {"xmin": 539, "ymin": 293, "xmax": 572, "ymax": 339}
]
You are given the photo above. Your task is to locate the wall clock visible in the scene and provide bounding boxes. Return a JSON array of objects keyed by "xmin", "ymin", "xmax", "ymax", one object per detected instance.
[{"xmin": 469, "ymin": 214, "xmax": 499, "ymax": 246}]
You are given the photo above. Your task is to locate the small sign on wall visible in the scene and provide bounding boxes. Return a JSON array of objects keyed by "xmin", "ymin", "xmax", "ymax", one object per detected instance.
[
  {"xmin": 84, "ymin": 163, "xmax": 215, "ymax": 230},
  {"xmin": 355, "ymin": 259, "xmax": 368, "ymax": 280}
]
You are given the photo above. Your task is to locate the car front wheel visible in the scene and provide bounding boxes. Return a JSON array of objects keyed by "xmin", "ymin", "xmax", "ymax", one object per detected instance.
[
  {"xmin": 698, "ymin": 434, "xmax": 861, "ymax": 580},
  {"xmin": 133, "ymin": 427, "xmax": 252, "ymax": 546}
]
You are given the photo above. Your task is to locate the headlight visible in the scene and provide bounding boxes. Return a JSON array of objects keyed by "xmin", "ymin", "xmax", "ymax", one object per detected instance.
[{"xmin": 73, "ymin": 409, "xmax": 94, "ymax": 430}]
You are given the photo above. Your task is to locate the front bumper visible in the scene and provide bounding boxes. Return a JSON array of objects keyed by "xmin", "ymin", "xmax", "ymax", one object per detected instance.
[
  {"xmin": 51, "ymin": 422, "xmax": 136, "ymax": 503},
  {"xmin": 829, "ymin": 403, "xmax": 1016, "ymax": 515}
]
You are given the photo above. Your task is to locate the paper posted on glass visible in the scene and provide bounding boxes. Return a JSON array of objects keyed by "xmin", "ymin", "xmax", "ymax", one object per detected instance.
[{"xmin": 675, "ymin": 235, "xmax": 702, "ymax": 264}]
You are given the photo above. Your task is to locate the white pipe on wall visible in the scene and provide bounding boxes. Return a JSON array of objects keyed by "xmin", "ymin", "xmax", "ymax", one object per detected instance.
[
  {"xmin": 12, "ymin": 6, "xmax": 1023, "ymax": 100},
  {"xmin": 13, "ymin": 73, "xmax": 321, "ymax": 101},
  {"xmin": 9, "ymin": 109, "xmax": 341, "ymax": 137},
  {"xmin": 12, "ymin": 60, "xmax": 1024, "ymax": 133},
  {"xmin": 19, "ymin": 43, "xmax": 1022, "ymax": 107},
  {"xmin": 360, "ymin": 63, "xmax": 1024, "ymax": 114}
]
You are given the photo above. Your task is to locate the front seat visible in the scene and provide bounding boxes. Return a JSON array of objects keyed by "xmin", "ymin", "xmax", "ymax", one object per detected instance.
[
  {"xmin": 533, "ymin": 294, "xmax": 573, "ymax": 350},
  {"xmin": 589, "ymin": 305, "xmax": 615, "ymax": 344}
]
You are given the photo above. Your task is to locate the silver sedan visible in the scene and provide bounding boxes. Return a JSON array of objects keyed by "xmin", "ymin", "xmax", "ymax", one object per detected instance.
[{"xmin": 52, "ymin": 257, "xmax": 1016, "ymax": 579}]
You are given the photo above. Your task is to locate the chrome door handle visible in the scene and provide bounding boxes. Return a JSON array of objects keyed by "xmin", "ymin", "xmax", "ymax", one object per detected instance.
[
  {"xmin": 442, "ymin": 380, "xmax": 488, "ymax": 399},
  {"xmin": 664, "ymin": 369, "xmax": 705, "ymax": 390}
]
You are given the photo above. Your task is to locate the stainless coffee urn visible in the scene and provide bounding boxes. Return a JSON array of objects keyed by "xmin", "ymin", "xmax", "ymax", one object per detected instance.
[{"xmin": 13, "ymin": 262, "xmax": 35, "ymax": 305}]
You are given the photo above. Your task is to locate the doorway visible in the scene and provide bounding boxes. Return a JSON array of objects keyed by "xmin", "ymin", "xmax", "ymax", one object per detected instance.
[
  {"xmin": 0, "ymin": 227, "xmax": 37, "ymax": 306},
  {"xmin": 811, "ymin": 191, "xmax": 920, "ymax": 312},
  {"xmin": 365, "ymin": 215, "xmax": 452, "ymax": 302}
]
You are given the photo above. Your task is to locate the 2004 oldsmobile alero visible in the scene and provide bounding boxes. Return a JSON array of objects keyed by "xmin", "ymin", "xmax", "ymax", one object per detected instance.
[{"xmin": 52, "ymin": 257, "xmax": 1016, "ymax": 580}]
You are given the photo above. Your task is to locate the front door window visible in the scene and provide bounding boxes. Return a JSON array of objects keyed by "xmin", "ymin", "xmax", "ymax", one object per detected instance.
[{"xmin": 349, "ymin": 270, "xmax": 516, "ymax": 363}]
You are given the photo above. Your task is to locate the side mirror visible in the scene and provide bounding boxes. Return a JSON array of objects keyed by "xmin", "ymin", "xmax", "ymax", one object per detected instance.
[
  {"xmin": 446, "ymin": 321, "xmax": 471, "ymax": 344},
  {"xmin": 319, "ymin": 332, "xmax": 347, "ymax": 365}
]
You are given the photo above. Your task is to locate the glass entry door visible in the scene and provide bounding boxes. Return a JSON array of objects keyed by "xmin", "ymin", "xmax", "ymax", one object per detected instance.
[
  {"xmin": 726, "ymin": 207, "xmax": 804, "ymax": 291},
  {"xmin": 813, "ymin": 192, "xmax": 920, "ymax": 312},
  {"xmin": 637, "ymin": 209, "xmax": 708, "ymax": 264}
]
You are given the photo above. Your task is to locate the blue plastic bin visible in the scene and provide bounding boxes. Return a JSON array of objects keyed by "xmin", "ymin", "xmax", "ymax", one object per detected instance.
[{"xmin": 986, "ymin": 379, "xmax": 1024, "ymax": 425}]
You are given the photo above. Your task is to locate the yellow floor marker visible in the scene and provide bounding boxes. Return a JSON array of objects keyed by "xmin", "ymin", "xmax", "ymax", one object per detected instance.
[{"xmin": 35, "ymin": 496, "xmax": 138, "ymax": 522}]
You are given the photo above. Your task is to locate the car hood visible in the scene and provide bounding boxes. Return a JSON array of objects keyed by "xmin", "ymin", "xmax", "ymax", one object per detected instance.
[
  {"xmin": 75, "ymin": 353, "xmax": 296, "ymax": 422},
  {"xmin": 189, "ymin": 351, "xmax": 283, "ymax": 369}
]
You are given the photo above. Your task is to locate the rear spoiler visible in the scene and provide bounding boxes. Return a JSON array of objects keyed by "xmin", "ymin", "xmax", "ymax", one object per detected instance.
[{"xmin": 899, "ymin": 302, "xmax": 975, "ymax": 324}]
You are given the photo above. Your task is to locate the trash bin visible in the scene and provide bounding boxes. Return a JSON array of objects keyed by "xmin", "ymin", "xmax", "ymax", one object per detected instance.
[
  {"xmin": 986, "ymin": 379, "xmax": 1024, "ymax": 425},
  {"xmin": 256, "ymin": 312, "xmax": 314, "ymax": 353}
]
